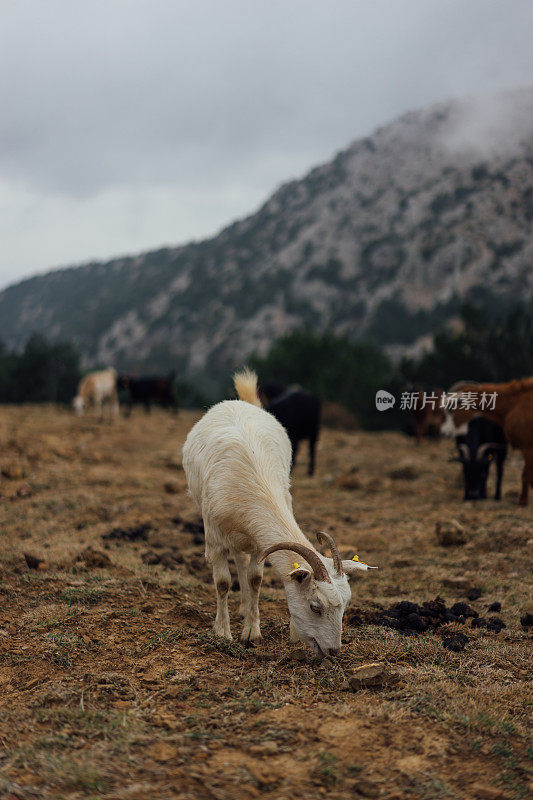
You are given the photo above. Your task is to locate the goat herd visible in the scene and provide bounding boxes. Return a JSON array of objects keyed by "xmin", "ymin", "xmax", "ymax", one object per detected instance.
[{"xmin": 71, "ymin": 365, "xmax": 532, "ymax": 659}]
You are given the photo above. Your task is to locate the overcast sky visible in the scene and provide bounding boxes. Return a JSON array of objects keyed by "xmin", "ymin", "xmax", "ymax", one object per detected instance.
[{"xmin": 1, "ymin": 0, "xmax": 532, "ymax": 289}]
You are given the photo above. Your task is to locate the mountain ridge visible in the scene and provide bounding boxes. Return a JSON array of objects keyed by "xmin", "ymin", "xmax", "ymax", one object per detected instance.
[{"xmin": 1, "ymin": 88, "xmax": 532, "ymax": 385}]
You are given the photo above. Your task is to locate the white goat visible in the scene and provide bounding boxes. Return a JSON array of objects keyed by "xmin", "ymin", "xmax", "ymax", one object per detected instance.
[{"xmin": 182, "ymin": 369, "xmax": 376, "ymax": 658}]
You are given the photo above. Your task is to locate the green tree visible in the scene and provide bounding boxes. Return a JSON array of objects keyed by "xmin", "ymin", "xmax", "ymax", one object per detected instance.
[
  {"xmin": 0, "ymin": 340, "xmax": 17, "ymax": 402},
  {"xmin": 402, "ymin": 304, "xmax": 533, "ymax": 387},
  {"xmin": 250, "ymin": 329, "xmax": 395, "ymax": 429},
  {"xmin": 0, "ymin": 334, "xmax": 80, "ymax": 404}
]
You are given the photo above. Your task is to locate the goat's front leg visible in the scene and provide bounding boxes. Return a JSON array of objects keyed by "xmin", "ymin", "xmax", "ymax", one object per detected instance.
[
  {"xmin": 518, "ymin": 453, "xmax": 533, "ymax": 506},
  {"xmin": 289, "ymin": 619, "xmax": 300, "ymax": 643},
  {"xmin": 494, "ymin": 455, "xmax": 504, "ymax": 500},
  {"xmin": 240, "ymin": 553, "xmax": 263, "ymax": 645},
  {"xmin": 210, "ymin": 547, "xmax": 232, "ymax": 639}
]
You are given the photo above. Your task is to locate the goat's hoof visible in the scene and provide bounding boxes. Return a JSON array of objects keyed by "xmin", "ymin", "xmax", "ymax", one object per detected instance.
[
  {"xmin": 241, "ymin": 633, "xmax": 262, "ymax": 647},
  {"xmin": 242, "ymin": 638, "xmax": 261, "ymax": 648},
  {"xmin": 213, "ymin": 627, "xmax": 232, "ymax": 640}
]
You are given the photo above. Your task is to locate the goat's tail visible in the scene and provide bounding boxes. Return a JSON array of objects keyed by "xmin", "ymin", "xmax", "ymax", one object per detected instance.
[{"xmin": 233, "ymin": 368, "xmax": 262, "ymax": 407}]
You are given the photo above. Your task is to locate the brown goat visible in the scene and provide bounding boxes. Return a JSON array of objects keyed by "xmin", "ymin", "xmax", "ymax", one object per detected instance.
[
  {"xmin": 447, "ymin": 378, "xmax": 533, "ymax": 505},
  {"xmin": 410, "ymin": 388, "xmax": 446, "ymax": 443}
]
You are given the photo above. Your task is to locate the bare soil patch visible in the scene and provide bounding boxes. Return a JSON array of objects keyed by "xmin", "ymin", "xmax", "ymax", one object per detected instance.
[{"xmin": 1, "ymin": 406, "xmax": 531, "ymax": 799}]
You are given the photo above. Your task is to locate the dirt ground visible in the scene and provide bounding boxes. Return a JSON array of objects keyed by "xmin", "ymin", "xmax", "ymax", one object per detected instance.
[{"xmin": 0, "ymin": 405, "xmax": 531, "ymax": 800}]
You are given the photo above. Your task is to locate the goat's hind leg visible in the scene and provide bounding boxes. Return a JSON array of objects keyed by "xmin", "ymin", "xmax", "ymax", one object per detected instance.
[
  {"xmin": 205, "ymin": 528, "xmax": 232, "ymax": 639},
  {"xmin": 240, "ymin": 553, "xmax": 263, "ymax": 645},
  {"xmin": 233, "ymin": 551, "xmax": 250, "ymax": 618},
  {"xmin": 308, "ymin": 434, "xmax": 318, "ymax": 476}
]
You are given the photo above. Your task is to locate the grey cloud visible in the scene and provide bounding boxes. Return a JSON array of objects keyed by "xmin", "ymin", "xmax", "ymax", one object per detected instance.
[
  {"xmin": 439, "ymin": 89, "xmax": 533, "ymax": 158},
  {"xmin": 1, "ymin": 0, "xmax": 532, "ymax": 286}
]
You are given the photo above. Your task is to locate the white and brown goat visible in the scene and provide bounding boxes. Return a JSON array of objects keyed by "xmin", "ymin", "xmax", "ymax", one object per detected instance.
[{"xmin": 73, "ymin": 367, "xmax": 119, "ymax": 420}]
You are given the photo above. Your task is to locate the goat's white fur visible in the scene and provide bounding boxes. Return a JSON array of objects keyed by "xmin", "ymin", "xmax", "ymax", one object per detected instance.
[
  {"xmin": 441, "ymin": 412, "xmax": 469, "ymax": 437},
  {"xmin": 182, "ymin": 369, "xmax": 368, "ymax": 657}
]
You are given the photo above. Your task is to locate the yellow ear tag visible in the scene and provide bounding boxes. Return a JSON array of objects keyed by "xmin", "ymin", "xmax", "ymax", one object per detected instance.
[
  {"xmin": 352, "ymin": 554, "xmax": 372, "ymax": 568},
  {"xmin": 286, "ymin": 562, "xmax": 301, "ymax": 576}
]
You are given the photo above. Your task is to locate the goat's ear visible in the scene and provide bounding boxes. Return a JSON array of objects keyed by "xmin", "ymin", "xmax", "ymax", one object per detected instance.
[
  {"xmin": 289, "ymin": 567, "xmax": 312, "ymax": 585},
  {"xmin": 342, "ymin": 558, "xmax": 378, "ymax": 576}
]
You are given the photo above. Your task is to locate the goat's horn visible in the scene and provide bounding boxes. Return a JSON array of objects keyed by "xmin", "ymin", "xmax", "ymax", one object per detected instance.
[
  {"xmin": 316, "ymin": 531, "xmax": 343, "ymax": 577},
  {"xmin": 457, "ymin": 443, "xmax": 469, "ymax": 460},
  {"xmin": 259, "ymin": 543, "xmax": 331, "ymax": 583},
  {"xmin": 476, "ymin": 442, "xmax": 502, "ymax": 459}
]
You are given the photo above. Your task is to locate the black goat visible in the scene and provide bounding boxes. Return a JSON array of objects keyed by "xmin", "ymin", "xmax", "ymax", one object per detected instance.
[
  {"xmin": 118, "ymin": 373, "xmax": 178, "ymax": 415},
  {"xmin": 454, "ymin": 417, "xmax": 507, "ymax": 501},
  {"xmin": 259, "ymin": 382, "xmax": 321, "ymax": 476}
]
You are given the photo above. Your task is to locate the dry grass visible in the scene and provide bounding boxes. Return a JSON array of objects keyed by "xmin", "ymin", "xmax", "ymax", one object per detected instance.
[{"xmin": 0, "ymin": 405, "xmax": 531, "ymax": 800}]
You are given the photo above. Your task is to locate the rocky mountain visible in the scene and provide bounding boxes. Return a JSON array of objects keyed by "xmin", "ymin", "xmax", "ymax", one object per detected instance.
[{"xmin": 1, "ymin": 89, "xmax": 532, "ymax": 388}]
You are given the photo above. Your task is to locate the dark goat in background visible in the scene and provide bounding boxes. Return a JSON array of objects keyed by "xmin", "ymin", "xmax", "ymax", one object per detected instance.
[
  {"xmin": 118, "ymin": 373, "xmax": 178, "ymax": 414},
  {"xmin": 454, "ymin": 417, "xmax": 507, "ymax": 501},
  {"xmin": 259, "ymin": 382, "xmax": 321, "ymax": 476}
]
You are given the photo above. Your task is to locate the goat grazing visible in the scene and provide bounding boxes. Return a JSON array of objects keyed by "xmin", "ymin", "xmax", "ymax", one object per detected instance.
[
  {"xmin": 182, "ymin": 369, "xmax": 376, "ymax": 657},
  {"xmin": 73, "ymin": 368, "xmax": 119, "ymax": 420},
  {"xmin": 452, "ymin": 417, "xmax": 507, "ymax": 501},
  {"xmin": 445, "ymin": 378, "xmax": 533, "ymax": 505}
]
